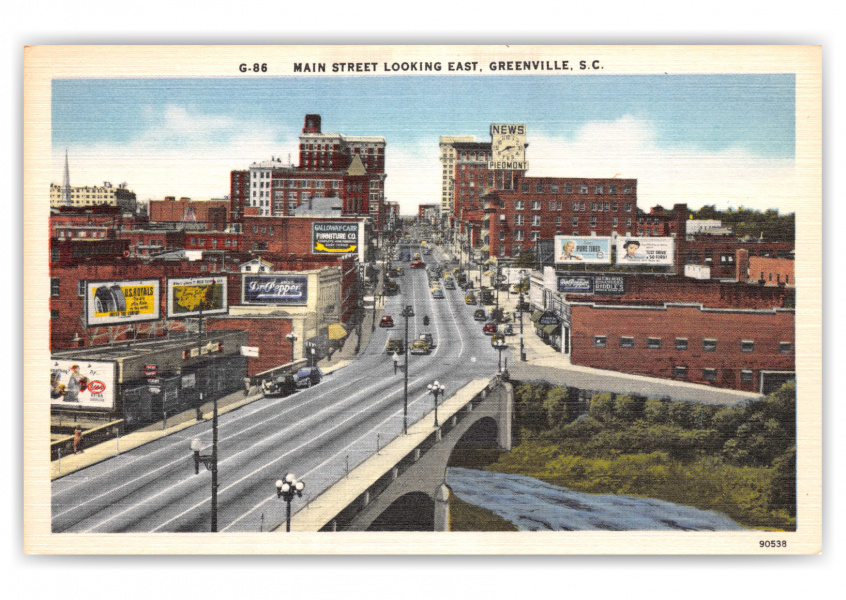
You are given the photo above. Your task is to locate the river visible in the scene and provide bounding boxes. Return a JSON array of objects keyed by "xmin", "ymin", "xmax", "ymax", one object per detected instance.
[{"xmin": 446, "ymin": 467, "xmax": 746, "ymax": 531}]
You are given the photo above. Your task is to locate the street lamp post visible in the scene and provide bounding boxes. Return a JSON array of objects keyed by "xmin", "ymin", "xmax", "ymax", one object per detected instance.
[
  {"xmin": 493, "ymin": 339, "xmax": 507, "ymax": 372},
  {"xmin": 427, "ymin": 381, "xmax": 445, "ymax": 428},
  {"xmin": 286, "ymin": 331, "xmax": 297, "ymax": 363},
  {"xmin": 519, "ymin": 270, "xmax": 527, "ymax": 362},
  {"xmin": 400, "ymin": 304, "xmax": 414, "ymax": 434},
  {"xmin": 189, "ymin": 394, "xmax": 219, "ymax": 532},
  {"xmin": 275, "ymin": 473, "xmax": 305, "ymax": 532}
]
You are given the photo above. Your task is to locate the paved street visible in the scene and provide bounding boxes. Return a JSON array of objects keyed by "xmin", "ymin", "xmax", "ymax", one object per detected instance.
[{"xmin": 50, "ymin": 249, "xmax": 509, "ymax": 533}]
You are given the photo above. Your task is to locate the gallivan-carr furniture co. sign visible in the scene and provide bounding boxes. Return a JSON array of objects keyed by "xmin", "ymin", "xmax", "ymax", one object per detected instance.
[{"xmin": 311, "ymin": 222, "xmax": 359, "ymax": 254}]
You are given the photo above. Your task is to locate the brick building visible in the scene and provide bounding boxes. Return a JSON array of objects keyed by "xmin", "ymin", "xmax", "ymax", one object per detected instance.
[
  {"xmin": 746, "ymin": 255, "xmax": 795, "ymax": 287},
  {"xmin": 50, "ymin": 237, "xmax": 130, "ymax": 267},
  {"xmin": 230, "ymin": 114, "xmax": 387, "ymax": 228},
  {"xmin": 570, "ymin": 302, "xmax": 795, "ymax": 393},
  {"xmin": 241, "ymin": 214, "xmax": 372, "ymax": 263},
  {"xmin": 148, "ymin": 196, "xmax": 229, "ymax": 229},
  {"xmin": 207, "ymin": 315, "xmax": 296, "ymax": 377}
]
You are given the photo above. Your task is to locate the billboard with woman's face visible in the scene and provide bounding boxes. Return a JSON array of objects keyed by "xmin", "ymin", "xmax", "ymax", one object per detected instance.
[
  {"xmin": 50, "ymin": 360, "xmax": 116, "ymax": 409},
  {"xmin": 554, "ymin": 236, "xmax": 612, "ymax": 264}
]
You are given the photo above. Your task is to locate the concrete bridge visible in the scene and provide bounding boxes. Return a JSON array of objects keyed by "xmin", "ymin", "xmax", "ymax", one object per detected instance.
[{"xmin": 286, "ymin": 376, "xmax": 513, "ymax": 532}]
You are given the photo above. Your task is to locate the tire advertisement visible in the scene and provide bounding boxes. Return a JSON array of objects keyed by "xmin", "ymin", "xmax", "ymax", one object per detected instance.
[
  {"xmin": 166, "ymin": 276, "xmax": 228, "ymax": 318},
  {"xmin": 85, "ymin": 279, "xmax": 161, "ymax": 326},
  {"xmin": 50, "ymin": 359, "xmax": 116, "ymax": 409}
]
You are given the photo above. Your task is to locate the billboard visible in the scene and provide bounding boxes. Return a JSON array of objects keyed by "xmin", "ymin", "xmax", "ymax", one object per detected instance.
[
  {"xmin": 166, "ymin": 276, "xmax": 228, "ymax": 318},
  {"xmin": 85, "ymin": 279, "xmax": 161, "ymax": 326},
  {"xmin": 615, "ymin": 237, "xmax": 675, "ymax": 266},
  {"xmin": 311, "ymin": 222, "xmax": 360, "ymax": 254},
  {"xmin": 594, "ymin": 274, "xmax": 626, "ymax": 295},
  {"xmin": 51, "ymin": 359, "xmax": 116, "ymax": 409},
  {"xmin": 243, "ymin": 275, "xmax": 309, "ymax": 305},
  {"xmin": 557, "ymin": 275, "xmax": 594, "ymax": 294},
  {"xmin": 554, "ymin": 236, "xmax": 612, "ymax": 264}
]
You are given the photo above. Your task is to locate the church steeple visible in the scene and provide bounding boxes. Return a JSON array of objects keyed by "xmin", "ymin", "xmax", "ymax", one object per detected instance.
[{"xmin": 61, "ymin": 149, "xmax": 71, "ymax": 206}]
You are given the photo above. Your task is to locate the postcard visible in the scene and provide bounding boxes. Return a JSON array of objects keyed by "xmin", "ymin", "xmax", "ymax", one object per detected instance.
[{"xmin": 23, "ymin": 45, "xmax": 821, "ymax": 554}]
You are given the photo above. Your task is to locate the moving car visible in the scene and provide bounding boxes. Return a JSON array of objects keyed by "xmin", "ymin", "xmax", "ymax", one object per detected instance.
[
  {"xmin": 474, "ymin": 309, "xmax": 487, "ymax": 321},
  {"xmin": 409, "ymin": 338, "xmax": 432, "ymax": 355},
  {"xmin": 393, "ymin": 267, "xmax": 404, "ymax": 277},
  {"xmin": 384, "ymin": 281, "xmax": 399, "ymax": 296},
  {"xmin": 490, "ymin": 333, "xmax": 506, "ymax": 347},
  {"xmin": 410, "ymin": 260, "xmax": 426, "ymax": 268},
  {"xmin": 295, "ymin": 366, "xmax": 323, "ymax": 388},
  {"xmin": 261, "ymin": 373, "xmax": 298, "ymax": 398},
  {"xmin": 380, "ymin": 315, "xmax": 395, "ymax": 327},
  {"xmin": 444, "ymin": 280, "xmax": 456, "ymax": 290},
  {"xmin": 483, "ymin": 322, "xmax": 497, "ymax": 335},
  {"xmin": 420, "ymin": 332, "xmax": 436, "ymax": 348},
  {"xmin": 386, "ymin": 337, "xmax": 405, "ymax": 354},
  {"xmin": 432, "ymin": 289, "xmax": 445, "ymax": 299},
  {"xmin": 465, "ymin": 292, "xmax": 476, "ymax": 305}
]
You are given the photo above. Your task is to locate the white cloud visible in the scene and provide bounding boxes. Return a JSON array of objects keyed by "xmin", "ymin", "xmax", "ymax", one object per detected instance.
[{"xmin": 54, "ymin": 111, "xmax": 798, "ymax": 216}]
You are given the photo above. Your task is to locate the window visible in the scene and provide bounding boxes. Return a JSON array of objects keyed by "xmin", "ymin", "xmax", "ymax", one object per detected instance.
[
  {"xmin": 564, "ymin": 183, "xmax": 573, "ymax": 194},
  {"xmin": 50, "ymin": 278, "xmax": 59, "ymax": 297},
  {"xmin": 551, "ymin": 184, "xmax": 559, "ymax": 193},
  {"xmin": 531, "ymin": 200, "xmax": 541, "ymax": 210},
  {"xmin": 625, "ymin": 202, "xmax": 632, "ymax": 212},
  {"xmin": 531, "ymin": 215, "xmax": 541, "ymax": 226},
  {"xmin": 580, "ymin": 185, "xmax": 588, "ymax": 195},
  {"xmin": 624, "ymin": 185, "xmax": 633, "ymax": 194},
  {"xmin": 514, "ymin": 214, "xmax": 524, "ymax": 226},
  {"xmin": 741, "ymin": 340, "xmax": 755, "ymax": 353},
  {"xmin": 514, "ymin": 230, "xmax": 524, "ymax": 241},
  {"xmin": 646, "ymin": 337, "xmax": 662, "ymax": 349},
  {"xmin": 514, "ymin": 200, "xmax": 524, "ymax": 210},
  {"xmin": 549, "ymin": 201, "xmax": 557, "ymax": 210},
  {"xmin": 620, "ymin": 336, "xmax": 635, "ymax": 348},
  {"xmin": 591, "ymin": 202, "xmax": 596, "ymax": 211},
  {"xmin": 673, "ymin": 366, "xmax": 687, "ymax": 379},
  {"xmin": 594, "ymin": 335, "xmax": 607, "ymax": 348},
  {"xmin": 595, "ymin": 185, "xmax": 603, "ymax": 194},
  {"xmin": 536, "ymin": 182, "xmax": 544, "ymax": 193},
  {"xmin": 626, "ymin": 217, "xmax": 632, "ymax": 228},
  {"xmin": 612, "ymin": 217, "xmax": 618, "ymax": 227},
  {"xmin": 573, "ymin": 202, "xmax": 579, "ymax": 211},
  {"xmin": 703, "ymin": 339, "xmax": 717, "ymax": 352},
  {"xmin": 740, "ymin": 369, "xmax": 754, "ymax": 383},
  {"xmin": 51, "ymin": 310, "xmax": 59, "ymax": 320},
  {"xmin": 605, "ymin": 202, "xmax": 610, "ymax": 211},
  {"xmin": 675, "ymin": 338, "xmax": 688, "ymax": 351},
  {"xmin": 590, "ymin": 216, "xmax": 597, "ymax": 228},
  {"xmin": 702, "ymin": 368, "xmax": 717, "ymax": 382},
  {"xmin": 780, "ymin": 342, "xmax": 792, "ymax": 354},
  {"xmin": 530, "ymin": 231, "xmax": 540, "ymax": 241},
  {"xmin": 609, "ymin": 185, "xmax": 617, "ymax": 195},
  {"xmin": 555, "ymin": 216, "xmax": 562, "ymax": 226},
  {"xmin": 572, "ymin": 217, "xmax": 578, "ymax": 227},
  {"xmin": 521, "ymin": 182, "xmax": 529, "ymax": 192}
]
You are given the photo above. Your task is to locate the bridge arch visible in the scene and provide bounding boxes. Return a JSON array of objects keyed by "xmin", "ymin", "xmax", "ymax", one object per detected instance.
[
  {"xmin": 337, "ymin": 379, "xmax": 513, "ymax": 532},
  {"xmin": 366, "ymin": 492, "xmax": 434, "ymax": 531}
]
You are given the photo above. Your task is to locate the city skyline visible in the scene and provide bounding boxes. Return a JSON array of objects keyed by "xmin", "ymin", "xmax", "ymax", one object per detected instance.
[{"xmin": 51, "ymin": 74, "xmax": 797, "ymax": 215}]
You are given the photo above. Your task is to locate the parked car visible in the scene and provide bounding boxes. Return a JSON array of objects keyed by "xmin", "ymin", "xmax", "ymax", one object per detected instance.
[
  {"xmin": 465, "ymin": 292, "xmax": 477, "ymax": 305},
  {"xmin": 386, "ymin": 337, "xmax": 405, "ymax": 354},
  {"xmin": 295, "ymin": 366, "xmax": 323, "ymax": 388},
  {"xmin": 420, "ymin": 332, "xmax": 436, "ymax": 348},
  {"xmin": 500, "ymin": 324, "xmax": 515, "ymax": 336},
  {"xmin": 474, "ymin": 309, "xmax": 487, "ymax": 321},
  {"xmin": 432, "ymin": 289, "xmax": 445, "ymax": 299},
  {"xmin": 409, "ymin": 338, "xmax": 432, "ymax": 355},
  {"xmin": 393, "ymin": 267, "xmax": 404, "ymax": 277},
  {"xmin": 262, "ymin": 373, "xmax": 298, "ymax": 398},
  {"xmin": 490, "ymin": 333, "xmax": 506, "ymax": 347},
  {"xmin": 380, "ymin": 315, "xmax": 395, "ymax": 327},
  {"xmin": 480, "ymin": 289, "xmax": 495, "ymax": 305},
  {"xmin": 483, "ymin": 322, "xmax": 497, "ymax": 335}
]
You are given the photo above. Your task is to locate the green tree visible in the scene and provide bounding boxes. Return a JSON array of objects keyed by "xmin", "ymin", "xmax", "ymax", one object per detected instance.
[
  {"xmin": 516, "ymin": 250, "xmax": 535, "ymax": 268},
  {"xmin": 589, "ymin": 392, "xmax": 616, "ymax": 423}
]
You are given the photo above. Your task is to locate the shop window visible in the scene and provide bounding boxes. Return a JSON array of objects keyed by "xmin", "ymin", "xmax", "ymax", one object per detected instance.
[
  {"xmin": 620, "ymin": 336, "xmax": 634, "ymax": 348},
  {"xmin": 675, "ymin": 338, "xmax": 688, "ymax": 351},
  {"xmin": 703, "ymin": 368, "xmax": 717, "ymax": 382},
  {"xmin": 741, "ymin": 340, "xmax": 755, "ymax": 353},
  {"xmin": 740, "ymin": 369, "xmax": 754, "ymax": 383},
  {"xmin": 673, "ymin": 366, "xmax": 687, "ymax": 379},
  {"xmin": 646, "ymin": 337, "xmax": 662, "ymax": 349},
  {"xmin": 703, "ymin": 339, "xmax": 717, "ymax": 352},
  {"xmin": 780, "ymin": 342, "xmax": 792, "ymax": 354},
  {"xmin": 594, "ymin": 335, "xmax": 607, "ymax": 348}
]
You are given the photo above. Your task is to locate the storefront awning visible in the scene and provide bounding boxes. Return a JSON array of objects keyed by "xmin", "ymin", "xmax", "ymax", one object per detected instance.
[
  {"xmin": 530, "ymin": 310, "xmax": 543, "ymax": 323},
  {"xmin": 480, "ymin": 245, "xmax": 490, "ymax": 252},
  {"xmin": 484, "ymin": 256, "xmax": 498, "ymax": 265},
  {"xmin": 542, "ymin": 323, "xmax": 561, "ymax": 335},
  {"xmin": 327, "ymin": 323, "xmax": 348, "ymax": 340}
]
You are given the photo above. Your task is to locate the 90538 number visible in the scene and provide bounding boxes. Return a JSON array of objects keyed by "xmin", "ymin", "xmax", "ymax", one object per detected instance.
[{"xmin": 759, "ymin": 540, "xmax": 787, "ymax": 548}]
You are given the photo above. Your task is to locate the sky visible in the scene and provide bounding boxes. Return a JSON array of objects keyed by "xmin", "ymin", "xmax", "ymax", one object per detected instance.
[{"xmin": 51, "ymin": 74, "xmax": 797, "ymax": 215}]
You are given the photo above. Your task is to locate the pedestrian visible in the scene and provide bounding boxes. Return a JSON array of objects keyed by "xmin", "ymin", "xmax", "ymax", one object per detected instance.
[
  {"xmin": 73, "ymin": 426, "xmax": 83, "ymax": 454},
  {"xmin": 243, "ymin": 376, "xmax": 252, "ymax": 396}
]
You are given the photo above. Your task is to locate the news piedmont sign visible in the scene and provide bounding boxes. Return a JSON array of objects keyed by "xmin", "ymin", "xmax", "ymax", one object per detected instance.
[
  {"xmin": 243, "ymin": 275, "xmax": 308, "ymax": 305},
  {"xmin": 311, "ymin": 222, "xmax": 360, "ymax": 255},
  {"xmin": 85, "ymin": 279, "xmax": 161, "ymax": 327}
]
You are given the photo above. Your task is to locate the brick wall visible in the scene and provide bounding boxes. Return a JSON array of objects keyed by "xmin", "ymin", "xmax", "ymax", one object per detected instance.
[{"xmin": 206, "ymin": 316, "xmax": 293, "ymax": 376}]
